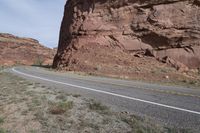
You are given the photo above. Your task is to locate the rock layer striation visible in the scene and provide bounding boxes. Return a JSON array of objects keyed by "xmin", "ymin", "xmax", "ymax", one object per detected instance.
[{"xmin": 53, "ymin": 0, "xmax": 200, "ymax": 70}]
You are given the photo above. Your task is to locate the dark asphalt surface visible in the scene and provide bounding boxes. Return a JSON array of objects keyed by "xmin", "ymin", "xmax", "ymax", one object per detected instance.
[{"xmin": 8, "ymin": 66, "xmax": 200, "ymax": 130}]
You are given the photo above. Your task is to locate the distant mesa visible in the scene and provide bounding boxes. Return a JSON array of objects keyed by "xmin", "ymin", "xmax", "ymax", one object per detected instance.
[{"xmin": 0, "ymin": 33, "xmax": 56, "ymax": 66}]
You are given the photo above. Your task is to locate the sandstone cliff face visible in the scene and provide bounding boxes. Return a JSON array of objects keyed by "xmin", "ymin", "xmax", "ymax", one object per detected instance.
[
  {"xmin": 0, "ymin": 33, "xmax": 55, "ymax": 66},
  {"xmin": 53, "ymin": 0, "xmax": 200, "ymax": 70}
]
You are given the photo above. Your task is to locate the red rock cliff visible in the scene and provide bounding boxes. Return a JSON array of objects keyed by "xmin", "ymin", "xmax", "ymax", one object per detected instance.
[{"xmin": 53, "ymin": 0, "xmax": 200, "ymax": 70}]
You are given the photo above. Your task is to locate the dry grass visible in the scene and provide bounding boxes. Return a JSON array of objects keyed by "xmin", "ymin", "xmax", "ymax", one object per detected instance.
[
  {"xmin": 0, "ymin": 128, "xmax": 6, "ymax": 133},
  {"xmin": 0, "ymin": 72, "xmax": 196, "ymax": 133},
  {"xmin": 49, "ymin": 101, "xmax": 73, "ymax": 115},
  {"xmin": 0, "ymin": 37, "xmax": 36, "ymax": 45},
  {"xmin": 88, "ymin": 100, "xmax": 110, "ymax": 115},
  {"xmin": 0, "ymin": 118, "xmax": 4, "ymax": 124}
]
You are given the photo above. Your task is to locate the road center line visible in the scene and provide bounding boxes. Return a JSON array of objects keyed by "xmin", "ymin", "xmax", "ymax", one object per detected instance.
[{"xmin": 12, "ymin": 68, "xmax": 200, "ymax": 115}]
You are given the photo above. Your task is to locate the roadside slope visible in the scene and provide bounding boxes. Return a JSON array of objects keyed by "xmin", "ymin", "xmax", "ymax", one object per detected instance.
[
  {"xmin": 0, "ymin": 71, "xmax": 182, "ymax": 133},
  {"xmin": 9, "ymin": 66, "xmax": 200, "ymax": 131}
]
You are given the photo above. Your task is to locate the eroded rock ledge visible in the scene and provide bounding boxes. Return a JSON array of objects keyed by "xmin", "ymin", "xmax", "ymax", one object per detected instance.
[{"xmin": 53, "ymin": 0, "xmax": 200, "ymax": 71}]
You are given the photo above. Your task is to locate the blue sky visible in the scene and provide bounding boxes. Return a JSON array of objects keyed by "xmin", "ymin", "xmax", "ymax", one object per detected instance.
[{"xmin": 0, "ymin": 0, "xmax": 66, "ymax": 48}]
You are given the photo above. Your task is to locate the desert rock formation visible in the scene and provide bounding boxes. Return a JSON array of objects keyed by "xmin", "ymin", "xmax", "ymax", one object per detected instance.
[
  {"xmin": 53, "ymin": 0, "xmax": 200, "ymax": 72},
  {"xmin": 0, "ymin": 33, "xmax": 55, "ymax": 66}
]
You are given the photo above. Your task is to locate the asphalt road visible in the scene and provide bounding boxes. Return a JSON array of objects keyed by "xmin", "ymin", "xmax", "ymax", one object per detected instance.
[{"xmin": 9, "ymin": 66, "xmax": 200, "ymax": 130}]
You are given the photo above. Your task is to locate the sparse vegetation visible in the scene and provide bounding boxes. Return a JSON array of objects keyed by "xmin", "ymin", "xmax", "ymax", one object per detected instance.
[
  {"xmin": 32, "ymin": 98, "xmax": 41, "ymax": 107},
  {"xmin": 88, "ymin": 100, "xmax": 110, "ymax": 115},
  {"xmin": 49, "ymin": 101, "xmax": 73, "ymax": 115},
  {"xmin": 179, "ymin": 78, "xmax": 200, "ymax": 88},
  {"xmin": 0, "ymin": 36, "xmax": 36, "ymax": 45},
  {"xmin": 198, "ymin": 67, "xmax": 200, "ymax": 75},
  {"xmin": 164, "ymin": 127, "xmax": 193, "ymax": 133},
  {"xmin": 0, "ymin": 72, "xmax": 197, "ymax": 132},
  {"xmin": 94, "ymin": 65, "xmax": 102, "ymax": 71},
  {"xmin": 29, "ymin": 130, "xmax": 37, "ymax": 133},
  {"xmin": 120, "ymin": 114, "xmax": 162, "ymax": 133},
  {"xmin": 0, "ymin": 66, "xmax": 8, "ymax": 71},
  {"xmin": 0, "ymin": 118, "xmax": 4, "ymax": 124},
  {"xmin": 33, "ymin": 56, "xmax": 44, "ymax": 66},
  {"xmin": 189, "ymin": 80, "xmax": 198, "ymax": 85},
  {"xmin": 0, "ymin": 128, "xmax": 6, "ymax": 133},
  {"xmin": 56, "ymin": 94, "xmax": 67, "ymax": 100},
  {"xmin": 72, "ymin": 94, "xmax": 81, "ymax": 98},
  {"xmin": 0, "ymin": 66, "xmax": 4, "ymax": 71},
  {"xmin": 14, "ymin": 60, "xmax": 22, "ymax": 66}
]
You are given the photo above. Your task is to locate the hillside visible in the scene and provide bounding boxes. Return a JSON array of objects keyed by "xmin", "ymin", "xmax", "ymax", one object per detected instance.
[{"xmin": 0, "ymin": 33, "xmax": 55, "ymax": 66}]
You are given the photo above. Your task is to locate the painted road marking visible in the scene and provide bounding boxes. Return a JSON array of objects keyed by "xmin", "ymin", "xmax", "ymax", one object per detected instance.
[
  {"xmin": 12, "ymin": 68, "xmax": 200, "ymax": 115},
  {"xmin": 49, "ymin": 71, "xmax": 200, "ymax": 99},
  {"xmin": 31, "ymin": 67, "xmax": 200, "ymax": 99}
]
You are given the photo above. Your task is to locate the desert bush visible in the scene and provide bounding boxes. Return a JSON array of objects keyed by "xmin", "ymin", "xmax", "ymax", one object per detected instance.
[
  {"xmin": 33, "ymin": 56, "xmax": 44, "ymax": 66},
  {"xmin": 0, "ymin": 128, "xmax": 6, "ymax": 133},
  {"xmin": 0, "ymin": 117, "xmax": 4, "ymax": 124},
  {"xmin": 14, "ymin": 60, "xmax": 22, "ymax": 66},
  {"xmin": 49, "ymin": 101, "xmax": 73, "ymax": 115},
  {"xmin": 88, "ymin": 101, "xmax": 109, "ymax": 114},
  {"xmin": 0, "ymin": 66, "xmax": 4, "ymax": 71}
]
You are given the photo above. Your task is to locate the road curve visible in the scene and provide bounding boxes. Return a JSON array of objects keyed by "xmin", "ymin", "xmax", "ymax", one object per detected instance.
[{"xmin": 9, "ymin": 66, "xmax": 200, "ymax": 130}]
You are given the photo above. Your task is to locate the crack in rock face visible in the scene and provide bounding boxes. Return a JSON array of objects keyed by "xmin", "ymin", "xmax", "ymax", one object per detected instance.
[{"xmin": 53, "ymin": 0, "xmax": 200, "ymax": 70}]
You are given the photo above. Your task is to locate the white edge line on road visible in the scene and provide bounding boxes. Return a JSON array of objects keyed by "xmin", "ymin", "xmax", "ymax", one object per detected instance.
[{"xmin": 12, "ymin": 68, "xmax": 200, "ymax": 115}]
